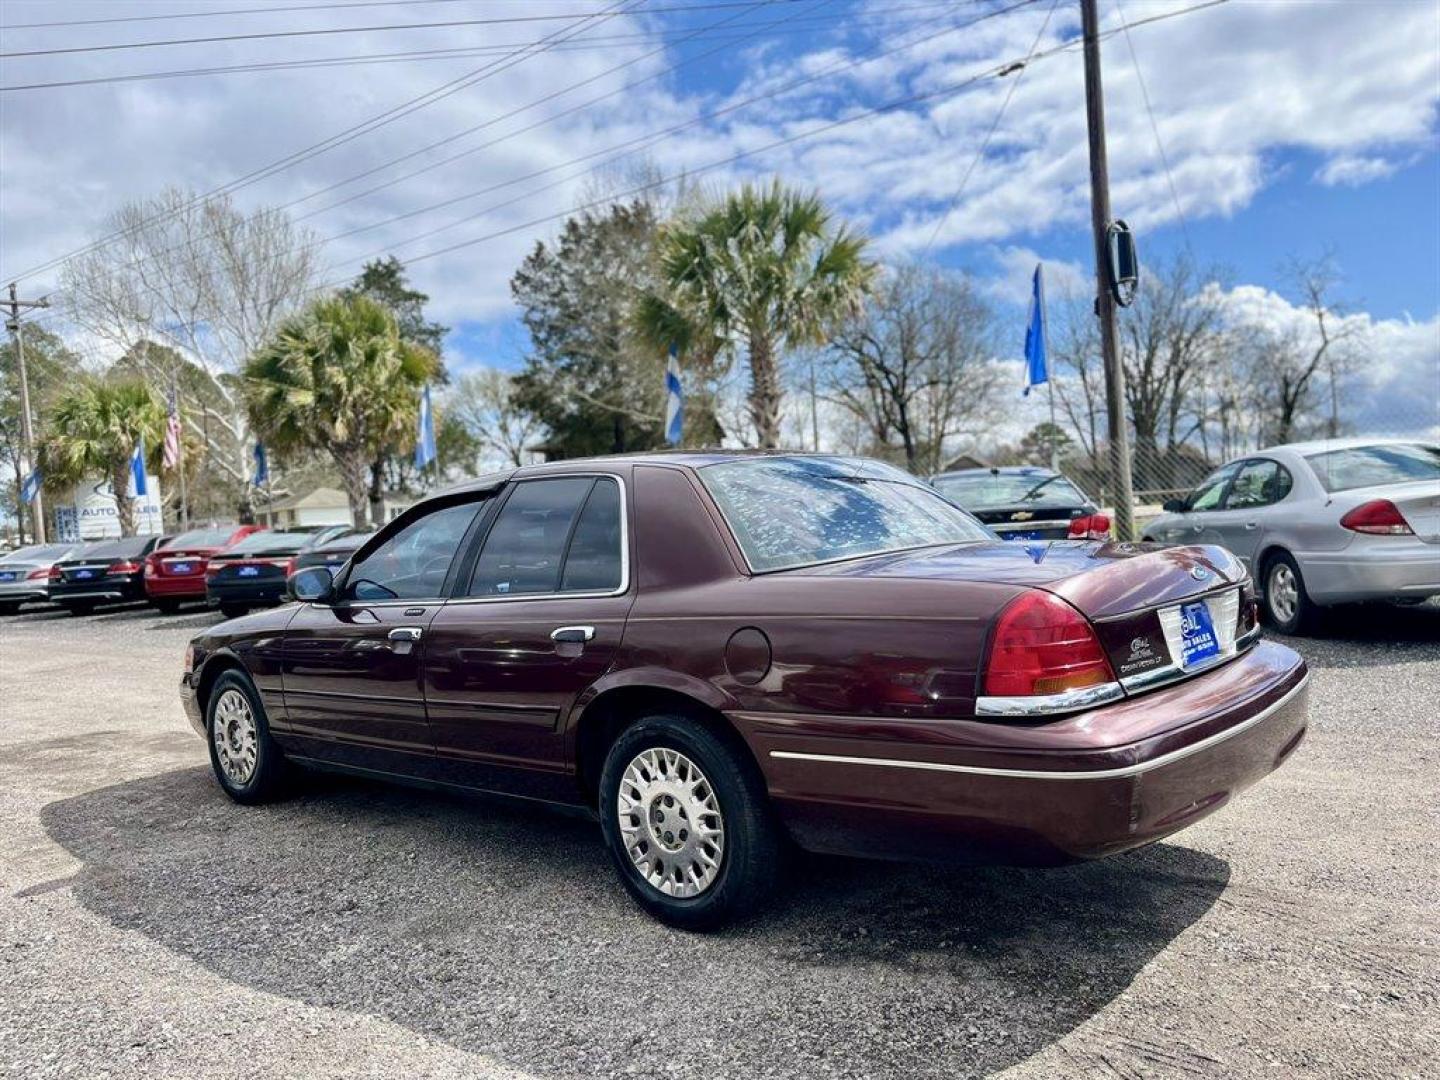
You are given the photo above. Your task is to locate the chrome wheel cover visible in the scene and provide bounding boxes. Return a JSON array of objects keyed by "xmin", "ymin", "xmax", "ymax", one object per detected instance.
[
  {"xmin": 211, "ymin": 688, "xmax": 259, "ymax": 787},
  {"xmin": 617, "ymin": 748, "xmax": 725, "ymax": 898},
  {"xmin": 1269, "ymin": 562, "xmax": 1299, "ymax": 625}
]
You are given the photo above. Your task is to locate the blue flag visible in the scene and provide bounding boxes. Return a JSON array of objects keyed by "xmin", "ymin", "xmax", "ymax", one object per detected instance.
[
  {"xmin": 415, "ymin": 384, "xmax": 437, "ymax": 470},
  {"xmin": 252, "ymin": 441, "xmax": 269, "ymax": 486},
  {"xmin": 664, "ymin": 344, "xmax": 684, "ymax": 446},
  {"xmin": 20, "ymin": 466, "xmax": 41, "ymax": 504},
  {"xmin": 1022, "ymin": 263, "xmax": 1047, "ymax": 397},
  {"xmin": 130, "ymin": 438, "xmax": 148, "ymax": 497}
]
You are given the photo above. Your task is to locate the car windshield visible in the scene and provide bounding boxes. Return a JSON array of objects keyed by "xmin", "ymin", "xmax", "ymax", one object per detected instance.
[
  {"xmin": 1304, "ymin": 443, "xmax": 1440, "ymax": 493},
  {"xmin": 81, "ymin": 537, "xmax": 152, "ymax": 559},
  {"xmin": 932, "ymin": 471, "xmax": 1088, "ymax": 511},
  {"xmin": 163, "ymin": 526, "xmax": 239, "ymax": 549},
  {"xmin": 224, "ymin": 531, "xmax": 305, "ymax": 554},
  {"xmin": 698, "ymin": 457, "xmax": 992, "ymax": 572}
]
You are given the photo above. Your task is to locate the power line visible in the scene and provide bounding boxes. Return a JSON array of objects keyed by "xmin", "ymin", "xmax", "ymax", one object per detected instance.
[
  {"xmin": 2, "ymin": 0, "xmax": 646, "ymax": 282},
  {"xmin": 0, "ymin": 1, "xmax": 796, "ymax": 59},
  {"xmin": 1, "ymin": 1, "xmax": 963, "ymax": 92},
  {"xmin": 1115, "ymin": 0, "xmax": 1195, "ymax": 253},
  {"xmin": 919, "ymin": 0, "xmax": 1060, "ymax": 256},
  {"xmin": 4, "ymin": 0, "xmax": 489, "ymax": 31}
]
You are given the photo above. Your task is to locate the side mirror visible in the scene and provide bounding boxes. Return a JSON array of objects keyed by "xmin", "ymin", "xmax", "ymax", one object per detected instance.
[
  {"xmin": 1162, "ymin": 498, "xmax": 1187, "ymax": 513},
  {"xmin": 289, "ymin": 565, "xmax": 334, "ymax": 603}
]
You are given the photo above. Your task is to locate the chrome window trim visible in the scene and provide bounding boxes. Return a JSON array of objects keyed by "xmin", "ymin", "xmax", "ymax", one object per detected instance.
[
  {"xmin": 975, "ymin": 679, "xmax": 1125, "ymax": 717},
  {"xmin": 772, "ymin": 674, "xmax": 1308, "ymax": 781}
]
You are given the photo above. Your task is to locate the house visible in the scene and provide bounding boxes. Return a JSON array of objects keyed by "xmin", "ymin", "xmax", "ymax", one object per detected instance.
[
  {"xmin": 263, "ymin": 486, "xmax": 412, "ymax": 529},
  {"xmin": 938, "ymin": 452, "xmax": 991, "ymax": 474}
]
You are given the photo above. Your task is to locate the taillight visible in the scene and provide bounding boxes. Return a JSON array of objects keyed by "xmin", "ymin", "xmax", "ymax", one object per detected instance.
[
  {"xmin": 109, "ymin": 561, "xmax": 141, "ymax": 574},
  {"xmin": 983, "ymin": 591, "xmax": 1115, "ymax": 697},
  {"xmin": 48, "ymin": 566, "xmax": 61, "ymax": 581},
  {"xmin": 284, "ymin": 557, "xmax": 297, "ymax": 576},
  {"xmin": 205, "ymin": 562, "xmax": 224, "ymax": 577},
  {"xmin": 1067, "ymin": 513, "xmax": 1113, "ymax": 541},
  {"xmin": 144, "ymin": 560, "xmax": 156, "ymax": 577},
  {"xmin": 26, "ymin": 567, "xmax": 49, "ymax": 580},
  {"xmin": 1339, "ymin": 499, "xmax": 1413, "ymax": 536}
]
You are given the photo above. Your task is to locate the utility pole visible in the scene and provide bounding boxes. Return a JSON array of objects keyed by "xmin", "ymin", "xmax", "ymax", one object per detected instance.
[
  {"xmin": 5, "ymin": 283, "xmax": 49, "ymax": 544},
  {"xmin": 1080, "ymin": 0, "xmax": 1137, "ymax": 540}
]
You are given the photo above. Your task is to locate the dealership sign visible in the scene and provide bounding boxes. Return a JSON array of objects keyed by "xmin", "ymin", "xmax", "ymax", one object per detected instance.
[{"xmin": 52, "ymin": 475, "xmax": 164, "ymax": 541}]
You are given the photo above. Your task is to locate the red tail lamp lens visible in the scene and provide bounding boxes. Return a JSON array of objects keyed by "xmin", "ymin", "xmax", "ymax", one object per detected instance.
[
  {"xmin": 26, "ymin": 567, "xmax": 49, "ymax": 580},
  {"xmin": 109, "ymin": 561, "xmax": 141, "ymax": 574},
  {"xmin": 1067, "ymin": 513, "xmax": 1113, "ymax": 540},
  {"xmin": 283, "ymin": 557, "xmax": 297, "ymax": 576},
  {"xmin": 1339, "ymin": 499, "xmax": 1413, "ymax": 535},
  {"xmin": 983, "ymin": 591, "xmax": 1115, "ymax": 697},
  {"xmin": 48, "ymin": 566, "xmax": 62, "ymax": 581}
]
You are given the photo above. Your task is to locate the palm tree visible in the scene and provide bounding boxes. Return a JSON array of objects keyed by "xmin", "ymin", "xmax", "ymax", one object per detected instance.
[
  {"xmin": 636, "ymin": 180, "xmax": 875, "ymax": 448},
  {"xmin": 42, "ymin": 378, "xmax": 165, "ymax": 537},
  {"xmin": 242, "ymin": 294, "xmax": 440, "ymax": 528}
]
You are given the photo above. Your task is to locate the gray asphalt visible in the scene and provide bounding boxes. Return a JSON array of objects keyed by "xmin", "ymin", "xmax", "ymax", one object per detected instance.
[{"xmin": 1, "ymin": 598, "xmax": 1437, "ymax": 1079}]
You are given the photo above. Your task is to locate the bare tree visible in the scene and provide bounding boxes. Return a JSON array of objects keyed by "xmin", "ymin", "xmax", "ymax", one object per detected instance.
[
  {"xmin": 447, "ymin": 368, "xmax": 541, "ymax": 468},
  {"xmin": 1242, "ymin": 256, "xmax": 1363, "ymax": 446},
  {"xmin": 61, "ymin": 189, "xmax": 319, "ymax": 518},
  {"xmin": 824, "ymin": 264, "xmax": 1002, "ymax": 475}
]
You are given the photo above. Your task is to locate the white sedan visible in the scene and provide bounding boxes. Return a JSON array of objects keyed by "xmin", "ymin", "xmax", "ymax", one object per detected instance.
[{"xmin": 1142, "ymin": 439, "xmax": 1440, "ymax": 633}]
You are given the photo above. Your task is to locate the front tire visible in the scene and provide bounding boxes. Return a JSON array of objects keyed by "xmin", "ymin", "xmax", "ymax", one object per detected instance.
[
  {"xmin": 205, "ymin": 670, "xmax": 288, "ymax": 804},
  {"xmin": 599, "ymin": 715, "xmax": 780, "ymax": 930},
  {"xmin": 1263, "ymin": 551, "xmax": 1317, "ymax": 635}
]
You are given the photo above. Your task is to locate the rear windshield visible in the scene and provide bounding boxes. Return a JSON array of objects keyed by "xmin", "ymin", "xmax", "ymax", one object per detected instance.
[
  {"xmin": 81, "ymin": 536, "xmax": 153, "ymax": 559},
  {"xmin": 163, "ymin": 526, "xmax": 240, "ymax": 549},
  {"xmin": 224, "ymin": 531, "xmax": 307, "ymax": 554},
  {"xmin": 2, "ymin": 544, "xmax": 73, "ymax": 562},
  {"xmin": 321, "ymin": 531, "xmax": 373, "ymax": 551},
  {"xmin": 698, "ymin": 457, "xmax": 992, "ymax": 572},
  {"xmin": 933, "ymin": 471, "xmax": 1089, "ymax": 511},
  {"xmin": 1304, "ymin": 443, "xmax": 1440, "ymax": 493}
]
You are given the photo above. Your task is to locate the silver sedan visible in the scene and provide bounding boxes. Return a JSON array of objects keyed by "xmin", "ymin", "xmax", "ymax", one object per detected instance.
[
  {"xmin": 0, "ymin": 542, "xmax": 81, "ymax": 614},
  {"xmin": 1142, "ymin": 439, "xmax": 1440, "ymax": 633}
]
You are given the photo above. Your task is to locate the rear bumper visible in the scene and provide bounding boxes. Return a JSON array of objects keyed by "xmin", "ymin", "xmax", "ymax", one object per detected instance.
[
  {"xmin": 49, "ymin": 579, "xmax": 144, "ymax": 604},
  {"xmin": 1297, "ymin": 542, "xmax": 1440, "ymax": 604},
  {"xmin": 743, "ymin": 640, "xmax": 1308, "ymax": 865},
  {"xmin": 205, "ymin": 579, "xmax": 287, "ymax": 606},
  {"xmin": 0, "ymin": 582, "xmax": 48, "ymax": 603},
  {"xmin": 146, "ymin": 575, "xmax": 208, "ymax": 599}
]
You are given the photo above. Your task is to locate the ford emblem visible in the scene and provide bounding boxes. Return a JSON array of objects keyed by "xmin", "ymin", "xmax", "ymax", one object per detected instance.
[{"xmin": 1190, "ymin": 566, "xmax": 1209, "ymax": 581}]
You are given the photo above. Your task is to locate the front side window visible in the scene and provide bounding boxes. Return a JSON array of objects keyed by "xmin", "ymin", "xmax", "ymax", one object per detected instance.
[
  {"xmin": 467, "ymin": 477, "xmax": 622, "ymax": 597},
  {"xmin": 345, "ymin": 501, "xmax": 481, "ymax": 601},
  {"xmin": 699, "ymin": 457, "xmax": 992, "ymax": 573},
  {"xmin": 1188, "ymin": 463, "xmax": 1239, "ymax": 512},
  {"xmin": 1225, "ymin": 460, "xmax": 1292, "ymax": 510},
  {"xmin": 1305, "ymin": 443, "xmax": 1440, "ymax": 493}
]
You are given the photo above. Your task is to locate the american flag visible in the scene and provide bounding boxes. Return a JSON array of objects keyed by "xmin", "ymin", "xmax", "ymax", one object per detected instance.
[{"xmin": 163, "ymin": 384, "xmax": 183, "ymax": 470}]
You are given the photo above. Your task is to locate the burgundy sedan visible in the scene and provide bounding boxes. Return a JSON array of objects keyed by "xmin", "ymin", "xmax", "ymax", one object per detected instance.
[{"xmin": 180, "ymin": 454, "xmax": 1309, "ymax": 928}]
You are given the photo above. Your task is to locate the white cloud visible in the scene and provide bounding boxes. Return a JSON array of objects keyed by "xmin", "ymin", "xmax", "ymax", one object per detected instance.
[{"xmin": 1313, "ymin": 155, "xmax": 1401, "ymax": 188}]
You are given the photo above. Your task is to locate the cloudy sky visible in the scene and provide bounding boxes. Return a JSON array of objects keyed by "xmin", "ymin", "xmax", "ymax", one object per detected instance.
[{"xmin": 2, "ymin": 0, "xmax": 1437, "ymax": 435}]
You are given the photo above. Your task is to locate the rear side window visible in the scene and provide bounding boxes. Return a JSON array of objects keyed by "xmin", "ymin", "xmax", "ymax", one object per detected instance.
[
  {"xmin": 1225, "ymin": 460, "xmax": 1293, "ymax": 510},
  {"xmin": 467, "ymin": 477, "xmax": 622, "ymax": 597},
  {"xmin": 1305, "ymin": 443, "xmax": 1440, "ymax": 492}
]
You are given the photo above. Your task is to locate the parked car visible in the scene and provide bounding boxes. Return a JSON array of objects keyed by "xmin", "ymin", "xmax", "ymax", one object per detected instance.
[
  {"xmin": 50, "ymin": 535, "xmax": 169, "ymax": 615},
  {"xmin": 292, "ymin": 523, "xmax": 358, "ymax": 550},
  {"xmin": 144, "ymin": 523, "xmax": 267, "ymax": 613},
  {"xmin": 0, "ymin": 543, "xmax": 80, "ymax": 614},
  {"xmin": 931, "ymin": 466, "xmax": 1111, "ymax": 540},
  {"xmin": 1142, "ymin": 439, "xmax": 1440, "ymax": 633},
  {"xmin": 182, "ymin": 453, "xmax": 1308, "ymax": 929},
  {"xmin": 204, "ymin": 529, "xmax": 314, "ymax": 617},
  {"xmin": 285, "ymin": 529, "xmax": 375, "ymax": 596}
]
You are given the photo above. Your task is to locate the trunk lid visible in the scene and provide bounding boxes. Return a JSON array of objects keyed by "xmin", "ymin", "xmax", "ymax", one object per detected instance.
[
  {"xmin": 800, "ymin": 539, "xmax": 1256, "ymax": 687},
  {"xmin": 1358, "ymin": 480, "xmax": 1440, "ymax": 543}
]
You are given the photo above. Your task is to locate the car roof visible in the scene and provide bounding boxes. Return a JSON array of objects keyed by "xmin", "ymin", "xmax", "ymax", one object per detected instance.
[{"xmin": 1259, "ymin": 436, "xmax": 1436, "ymax": 456}]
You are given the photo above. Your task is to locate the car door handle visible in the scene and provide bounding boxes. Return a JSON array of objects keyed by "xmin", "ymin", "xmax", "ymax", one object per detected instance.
[
  {"xmin": 1244, "ymin": 521, "xmax": 1258, "ymax": 530},
  {"xmin": 550, "ymin": 625, "xmax": 595, "ymax": 644},
  {"xmin": 389, "ymin": 626, "xmax": 423, "ymax": 642}
]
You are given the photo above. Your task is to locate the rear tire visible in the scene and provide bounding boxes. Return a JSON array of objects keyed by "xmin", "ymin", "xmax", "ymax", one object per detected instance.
[
  {"xmin": 205, "ymin": 670, "xmax": 288, "ymax": 804},
  {"xmin": 599, "ymin": 714, "xmax": 781, "ymax": 930},
  {"xmin": 1262, "ymin": 551, "xmax": 1317, "ymax": 635},
  {"xmin": 0, "ymin": 602, "xmax": 18, "ymax": 616},
  {"xmin": 64, "ymin": 602, "xmax": 95, "ymax": 617},
  {"xmin": 219, "ymin": 602, "xmax": 249, "ymax": 618}
]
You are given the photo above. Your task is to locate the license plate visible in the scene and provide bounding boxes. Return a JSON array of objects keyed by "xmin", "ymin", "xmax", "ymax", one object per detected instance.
[
  {"xmin": 170, "ymin": 562, "xmax": 194, "ymax": 574},
  {"xmin": 0, "ymin": 571, "xmax": 14, "ymax": 582},
  {"xmin": 237, "ymin": 565, "xmax": 260, "ymax": 577},
  {"xmin": 1178, "ymin": 600, "xmax": 1221, "ymax": 668},
  {"xmin": 1003, "ymin": 530, "xmax": 1050, "ymax": 541},
  {"xmin": 76, "ymin": 569, "xmax": 94, "ymax": 579}
]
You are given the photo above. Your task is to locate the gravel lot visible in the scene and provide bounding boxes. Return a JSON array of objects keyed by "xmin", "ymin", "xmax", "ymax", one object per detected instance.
[{"xmin": 1, "ymin": 598, "xmax": 1437, "ymax": 1079}]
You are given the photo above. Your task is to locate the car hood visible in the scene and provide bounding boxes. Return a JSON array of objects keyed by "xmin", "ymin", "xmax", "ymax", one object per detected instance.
[{"xmin": 796, "ymin": 540, "xmax": 1246, "ymax": 619}]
